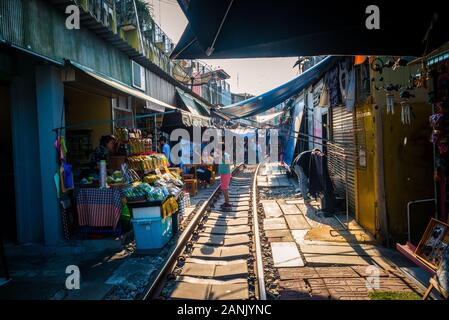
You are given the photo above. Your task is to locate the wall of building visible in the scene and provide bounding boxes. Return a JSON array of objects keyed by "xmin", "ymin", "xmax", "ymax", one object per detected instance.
[
  {"xmin": 0, "ymin": 0, "xmax": 132, "ymax": 85},
  {"xmin": 371, "ymin": 61, "xmax": 434, "ymax": 244},
  {"xmin": 8, "ymin": 53, "xmax": 45, "ymax": 244},
  {"xmin": 65, "ymin": 86, "xmax": 112, "ymax": 147},
  {"xmin": 145, "ymin": 69, "xmax": 176, "ymax": 107}
]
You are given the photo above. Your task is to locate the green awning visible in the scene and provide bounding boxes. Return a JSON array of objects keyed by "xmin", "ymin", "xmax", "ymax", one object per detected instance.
[{"xmin": 175, "ymin": 87, "xmax": 210, "ymax": 116}]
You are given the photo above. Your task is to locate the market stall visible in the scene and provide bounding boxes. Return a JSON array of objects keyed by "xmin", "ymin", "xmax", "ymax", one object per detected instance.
[{"xmin": 70, "ymin": 126, "xmax": 187, "ymax": 249}]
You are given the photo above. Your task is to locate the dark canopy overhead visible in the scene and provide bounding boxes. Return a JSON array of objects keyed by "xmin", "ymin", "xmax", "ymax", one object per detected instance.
[
  {"xmin": 218, "ymin": 56, "xmax": 337, "ymax": 119},
  {"xmin": 172, "ymin": 0, "xmax": 449, "ymax": 59}
]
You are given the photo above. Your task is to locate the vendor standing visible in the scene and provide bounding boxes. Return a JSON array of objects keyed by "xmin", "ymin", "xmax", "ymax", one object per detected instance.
[
  {"xmin": 159, "ymin": 136, "xmax": 171, "ymax": 165},
  {"xmin": 90, "ymin": 134, "xmax": 116, "ymax": 172}
]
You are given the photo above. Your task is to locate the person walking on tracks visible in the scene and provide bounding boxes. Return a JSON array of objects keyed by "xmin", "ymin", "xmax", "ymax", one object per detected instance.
[{"xmin": 218, "ymin": 149, "xmax": 232, "ymax": 211}]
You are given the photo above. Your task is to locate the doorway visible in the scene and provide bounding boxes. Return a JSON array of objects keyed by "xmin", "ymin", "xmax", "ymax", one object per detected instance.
[{"xmin": 0, "ymin": 83, "xmax": 17, "ymax": 242}]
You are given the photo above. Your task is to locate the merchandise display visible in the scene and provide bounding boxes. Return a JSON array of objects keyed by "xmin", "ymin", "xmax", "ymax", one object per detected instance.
[
  {"xmin": 127, "ymin": 154, "xmax": 168, "ymax": 172},
  {"xmin": 71, "ymin": 125, "xmax": 185, "ymax": 249}
]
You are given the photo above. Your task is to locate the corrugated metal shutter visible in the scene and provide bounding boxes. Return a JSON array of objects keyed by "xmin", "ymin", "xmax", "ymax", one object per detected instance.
[
  {"xmin": 0, "ymin": 0, "xmax": 24, "ymax": 46},
  {"xmin": 328, "ymin": 106, "xmax": 356, "ymax": 215}
]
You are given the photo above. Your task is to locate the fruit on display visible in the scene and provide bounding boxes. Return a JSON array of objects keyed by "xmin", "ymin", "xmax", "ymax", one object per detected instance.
[
  {"xmin": 143, "ymin": 174, "xmax": 159, "ymax": 184},
  {"xmin": 127, "ymin": 154, "xmax": 168, "ymax": 172},
  {"xmin": 107, "ymin": 171, "xmax": 125, "ymax": 185},
  {"xmin": 80, "ymin": 176, "xmax": 95, "ymax": 185},
  {"xmin": 114, "ymin": 127, "xmax": 129, "ymax": 142},
  {"xmin": 161, "ymin": 196, "xmax": 178, "ymax": 218},
  {"xmin": 124, "ymin": 182, "xmax": 166, "ymax": 202},
  {"xmin": 154, "ymin": 173, "xmax": 184, "ymax": 188},
  {"xmin": 129, "ymin": 138, "xmax": 145, "ymax": 155}
]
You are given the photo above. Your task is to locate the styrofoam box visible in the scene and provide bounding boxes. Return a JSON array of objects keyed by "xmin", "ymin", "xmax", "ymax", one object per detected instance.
[{"xmin": 132, "ymin": 205, "xmax": 161, "ymax": 219}]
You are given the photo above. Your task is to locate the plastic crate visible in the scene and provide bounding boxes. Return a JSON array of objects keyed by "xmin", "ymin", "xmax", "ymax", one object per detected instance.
[{"xmin": 131, "ymin": 216, "xmax": 172, "ymax": 250}]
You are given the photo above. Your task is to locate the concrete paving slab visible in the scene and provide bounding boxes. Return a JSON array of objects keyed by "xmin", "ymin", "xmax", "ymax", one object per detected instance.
[
  {"xmin": 185, "ymin": 258, "xmax": 247, "ymax": 265},
  {"xmin": 263, "ymin": 217, "xmax": 287, "ymax": 230},
  {"xmin": 278, "ymin": 267, "xmax": 320, "ymax": 280},
  {"xmin": 196, "ymin": 234, "xmax": 250, "ymax": 246},
  {"xmin": 280, "ymin": 204, "xmax": 302, "ymax": 215},
  {"xmin": 214, "ymin": 263, "xmax": 248, "ymax": 278},
  {"xmin": 170, "ymin": 282, "xmax": 209, "ymax": 299},
  {"xmin": 191, "ymin": 245, "xmax": 250, "ymax": 260},
  {"xmin": 208, "ymin": 212, "xmax": 248, "ymax": 219},
  {"xmin": 303, "ymin": 253, "xmax": 371, "ymax": 266},
  {"xmin": 202, "ymin": 225, "xmax": 251, "ymax": 235},
  {"xmin": 322, "ymin": 277, "xmax": 369, "ymax": 294},
  {"xmin": 181, "ymin": 263, "xmax": 215, "ymax": 277},
  {"xmin": 264, "ymin": 229, "xmax": 294, "ymax": 242},
  {"xmin": 285, "ymin": 215, "xmax": 311, "ymax": 230},
  {"xmin": 262, "ymin": 201, "xmax": 284, "ymax": 218},
  {"xmin": 209, "ymin": 283, "xmax": 249, "ymax": 300},
  {"xmin": 278, "ymin": 279, "xmax": 311, "ymax": 300},
  {"xmin": 215, "ymin": 201, "xmax": 249, "ymax": 207},
  {"xmin": 350, "ymin": 265, "xmax": 390, "ymax": 278},
  {"xmin": 285, "ymin": 200, "xmax": 304, "ymax": 205},
  {"xmin": 204, "ymin": 218, "xmax": 249, "ymax": 227},
  {"xmin": 180, "ymin": 262, "xmax": 248, "ymax": 280},
  {"xmin": 271, "ymin": 242, "xmax": 304, "ymax": 267},
  {"xmin": 314, "ymin": 267, "xmax": 360, "ymax": 278}
]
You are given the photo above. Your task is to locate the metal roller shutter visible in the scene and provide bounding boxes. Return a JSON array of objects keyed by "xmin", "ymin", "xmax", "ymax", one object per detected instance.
[{"xmin": 328, "ymin": 106, "xmax": 356, "ymax": 215}]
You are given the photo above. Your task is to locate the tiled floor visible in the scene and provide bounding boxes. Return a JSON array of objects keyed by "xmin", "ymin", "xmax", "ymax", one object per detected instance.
[{"xmin": 259, "ymin": 164, "xmax": 423, "ymax": 300}]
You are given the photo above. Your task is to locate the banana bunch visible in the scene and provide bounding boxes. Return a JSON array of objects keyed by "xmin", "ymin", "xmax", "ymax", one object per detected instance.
[
  {"xmin": 162, "ymin": 196, "xmax": 179, "ymax": 218},
  {"xmin": 144, "ymin": 174, "xmax": 159, "ymax": 184},
  {"xmin": 129, "ymin": 139, "xmax": 145, "ymax": 155}
]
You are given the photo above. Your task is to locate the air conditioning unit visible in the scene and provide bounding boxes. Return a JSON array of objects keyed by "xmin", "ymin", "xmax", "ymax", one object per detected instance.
[{"xmin": 132, "ymin": 61, "xmax": 146, "ymax": 91}]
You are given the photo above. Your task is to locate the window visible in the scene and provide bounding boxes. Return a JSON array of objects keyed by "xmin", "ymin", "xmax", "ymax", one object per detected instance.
[{"xmin": 132, "ymin": 61, "xmax": 146, "ymax": 91}]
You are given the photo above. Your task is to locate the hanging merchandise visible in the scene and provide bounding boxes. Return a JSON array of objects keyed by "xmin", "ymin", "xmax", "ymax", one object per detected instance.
[
  {"xmin": 346, "ymin": 67, "xmax": 356, "ymax": 112},
  {"xmin": 400, "ymin": 101, "xmax": 411, "ymax": 125},
  {"xmin": 318, "ymin": 83, "xmax": 329, "ymax": 107},
  {"xmin": 400, "ymin": 90, "xmax": 415, "ymax": 125},
  {"xmin": 325, "ymin": 65, "xmax": 342, "ymax": 108},
  {"xmin": 339, "ymin": 59, "xmax": 349, "ymax": 102},
  {"xmin": 386, "ymin": 93, "xmax": 395, "ymax": 114}
]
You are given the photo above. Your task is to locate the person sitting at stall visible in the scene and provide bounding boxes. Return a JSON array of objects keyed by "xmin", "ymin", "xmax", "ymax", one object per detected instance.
[
  {"xmin": 90, "ymin": 135, "xmax": 116, "ymax": 173},
  {"xmin": 159, "ymin": 136, "xmax": 171, "ymax": 165}
]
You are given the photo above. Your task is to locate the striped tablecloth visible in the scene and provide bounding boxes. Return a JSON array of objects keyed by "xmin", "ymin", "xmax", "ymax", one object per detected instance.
[{"xmin": 76, "ymin": 187, "xmax": 123, "ymax": 229}]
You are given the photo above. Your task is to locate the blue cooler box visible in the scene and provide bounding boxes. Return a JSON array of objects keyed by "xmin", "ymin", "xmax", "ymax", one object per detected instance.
[{"xmin": 132, "ymin": 215, "xmax": 172, "ymax": 250}]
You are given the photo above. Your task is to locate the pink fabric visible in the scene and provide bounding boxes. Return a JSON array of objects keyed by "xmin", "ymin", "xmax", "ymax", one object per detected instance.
[{"xmin": 220, "ymin": 174, "xmax": 231, "ymax": 190}]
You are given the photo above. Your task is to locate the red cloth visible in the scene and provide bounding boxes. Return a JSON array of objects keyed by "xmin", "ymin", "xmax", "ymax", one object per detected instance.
[{"xmin": 220, "ymin": 174, "xmax": 231, "ymax": 190}]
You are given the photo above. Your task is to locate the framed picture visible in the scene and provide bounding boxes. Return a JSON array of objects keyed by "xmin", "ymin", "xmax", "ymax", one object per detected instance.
[{"xmin": 414, "ymin": 218, "xmax": 449, "ymax": 270}]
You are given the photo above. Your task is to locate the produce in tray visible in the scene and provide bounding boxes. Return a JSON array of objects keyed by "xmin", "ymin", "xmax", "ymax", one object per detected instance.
[{"xmin": 107, "ymin": 170, "xmax": 125, "ymax": 185}]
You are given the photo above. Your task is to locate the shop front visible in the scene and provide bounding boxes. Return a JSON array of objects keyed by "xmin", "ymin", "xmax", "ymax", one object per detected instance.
[{"xmin": 57, "ymin": 63, "xmax": 189, "ymax": 251}]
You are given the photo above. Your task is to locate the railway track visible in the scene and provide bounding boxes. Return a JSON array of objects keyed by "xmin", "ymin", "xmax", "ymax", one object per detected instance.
[{"xmin": 143, "ymin": 164, "xmax": 265, "ymax": 300}]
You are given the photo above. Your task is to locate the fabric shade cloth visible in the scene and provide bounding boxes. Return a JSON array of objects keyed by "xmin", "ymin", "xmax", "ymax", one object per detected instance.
[
  {"xmin": 76, "ymin": 187, "xmax": 123, "ymax": 229},
  {"xmin": 172, "ymin": 0, "xmax": 449, "ymax": 59},
  {"xmin": 256, "ymin": 111, "xmax": 284, "ymax": 123},
  {"xmin": 284, "ymin": 98, "xmax": 305, "ymax": 166},
  {"xmin": 219, "ymin": 56, "xmax": 337, "ymax": 119}
]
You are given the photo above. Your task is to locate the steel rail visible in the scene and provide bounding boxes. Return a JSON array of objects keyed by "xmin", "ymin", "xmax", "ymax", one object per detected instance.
[
  {"xmin": 252, "ymin": 163, "xmax": 266, "ymax": 300},
  {"xmin": 142, "ymin": 164, "xmax": 243, "ymax": 300}
]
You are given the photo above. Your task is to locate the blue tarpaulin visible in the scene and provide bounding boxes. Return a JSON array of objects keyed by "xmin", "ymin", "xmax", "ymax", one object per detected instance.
[
  {"xmin": 284, "ymin": 98, "xmax": 305, "ymax": 166},
  {"xmin": 219, "ymin": 56, "xmax": 337, "ymax": 119}
]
